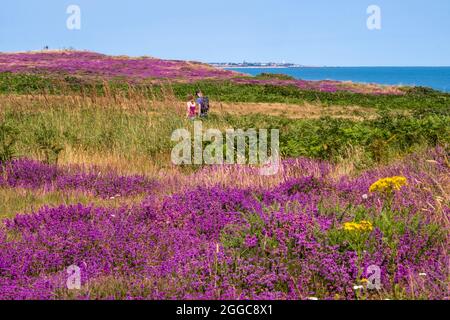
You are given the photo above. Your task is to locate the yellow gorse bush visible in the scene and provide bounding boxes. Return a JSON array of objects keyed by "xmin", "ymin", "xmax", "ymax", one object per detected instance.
[
  {"xmin": 343, "ymin": 220, "xmax": 373, "ymax": 232},
  {"xmin": 369, "ymin": 176, "xmax": 408, "ymax": 194}
]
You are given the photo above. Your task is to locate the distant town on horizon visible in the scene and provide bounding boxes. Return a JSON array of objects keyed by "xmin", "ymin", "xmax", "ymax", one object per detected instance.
[{"xmin": 209, "ymin": 62, "xmax": 304, "ymax": 68}]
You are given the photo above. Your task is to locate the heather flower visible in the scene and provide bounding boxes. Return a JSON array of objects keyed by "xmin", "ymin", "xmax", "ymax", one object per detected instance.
[
  {"xmin": 0, "ymin": 147, "xmax": 447, "ymax": 300},
  {"xmin": 0, "ymin": 159, "xmax": 158, "ymax": 198},
  {"xmin": 244, "ymin": 235, "xmax": 258, "ymax": 248},
  {"xmin": 0, "ymin": 51, "xmax": 404, "ymax": 95}
]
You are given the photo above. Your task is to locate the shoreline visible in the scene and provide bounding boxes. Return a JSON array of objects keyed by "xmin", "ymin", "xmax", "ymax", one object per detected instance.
[{"xmin": 216, "ymin": 66, "xmax": 304, "ymax": 69}]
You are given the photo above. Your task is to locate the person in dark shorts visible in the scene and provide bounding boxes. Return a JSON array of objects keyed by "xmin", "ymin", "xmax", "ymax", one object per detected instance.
[{"xmin": 195, "ymin": 90, "xmax": 210, "ymax": 118}]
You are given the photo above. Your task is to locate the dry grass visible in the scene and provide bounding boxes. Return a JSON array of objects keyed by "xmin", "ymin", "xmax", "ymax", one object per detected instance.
[
  {"xmin": 58, "ymin": 145, "xmax": 187, "ymax": 179},
  {"xmin": 209, "ymin": 101, "xmax": 379, "ymax": 120},
  {"xmin": 0, "ymin": 90, "xmax": 383, "ymax": 178},
  {"xmin": 0, "ymin": 86, "xmax": 409, "ymax": 188},
  {"xmin": 161, "ymin": 159, "xmax": 328, "ymax": 193},
  {"xmin": 0, "ymin": 80, "xmax": 184, "ymax": 114},
  {"xmin": 1, "ymin": 92, "xmax": 379, "ymax": 120},
  {"xmin": 0, "ymin": 187, "xmax": 148, "ymax": 220}
]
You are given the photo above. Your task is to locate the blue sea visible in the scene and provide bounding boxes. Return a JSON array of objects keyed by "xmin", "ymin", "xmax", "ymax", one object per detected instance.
[{"xmin": 225, "ymin": 67, "xmax": 450, "ymax": 92}]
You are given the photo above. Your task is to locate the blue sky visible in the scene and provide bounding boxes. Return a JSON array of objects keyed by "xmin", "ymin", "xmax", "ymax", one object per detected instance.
[{"xmin": 1, "ymin": 0, "xmax": 449, "ymax": 66}]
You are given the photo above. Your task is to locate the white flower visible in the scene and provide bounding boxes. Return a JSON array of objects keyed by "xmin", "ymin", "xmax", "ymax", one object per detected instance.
[
  {"xmin": 307, "ymin": 297, "xmax": 319, "ymax": 300},
  {"xmin": 362, "ymin": 194, "xmax": 368, "ymax": 200},
  {"xmin": 353, "ymin": 285, "xmax": 364, "ymax": 290},
  {"xmin": 419, "ymin": 273, "xmax": 427, "ymax": 277}
]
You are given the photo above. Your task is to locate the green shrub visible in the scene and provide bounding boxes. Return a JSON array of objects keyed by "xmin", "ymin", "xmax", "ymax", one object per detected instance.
[
  {"xmin": 0, "ymin": 121, "xmax": 18, "ymax": 163},
  {"xmin": 255, "ymin": 73, "xmax": 297, "ymax": 81},
  {"xmin": 220, "ymin": 112, "xmax": 449, "ymax": 164},
  {"xmin": 34, "ymin": 124, "xmax": 64, "ymax": 165}
]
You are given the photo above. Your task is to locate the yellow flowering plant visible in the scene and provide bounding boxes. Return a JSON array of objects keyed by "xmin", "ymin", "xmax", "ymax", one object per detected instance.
[
  {"xmin": 369, "ymin": 176, "xmax": 408, "ymax": 195},
  {"xmin": 343, "ymin": 220, "xmax": 373, "ymax": 232}
]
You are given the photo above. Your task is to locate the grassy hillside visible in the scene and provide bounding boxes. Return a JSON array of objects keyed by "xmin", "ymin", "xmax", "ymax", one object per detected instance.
[{"xmin": 0, "ymin": 51, "xmax": 448, "ymax": 300}]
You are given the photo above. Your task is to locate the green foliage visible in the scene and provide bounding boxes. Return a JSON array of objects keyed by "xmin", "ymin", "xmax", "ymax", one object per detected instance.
[
  {"xmin": 34, "ymin": 124, "xmax": 64, "ymax": 165},
  {"xmin": 0, "ymin": 73, "xmax": 448, "ymax": 168},
  {"xmin": 221, "ymin": 112, "xmax": 449, "ymax": 164},
  {"xmin": 0, "ymin": 73, "xmax": 54, "ymax": 94},
  {"xmin": 220, "ymin": 210, "xmax": 278, "ymax": 256},
  {"xmin": 0, "ymin": 120, "xmax": 18, "ymax": 163},
  {"xmin": 1, "ymin": 103, "xmax": 447, "ymax": 169},
  {"xmin": 171, "ymin": 80, "xmax": 450, "ymax": 111},
  {"xmin": 254, "ymin": 73, "xmax": 297, "ymax": 81},
  {"xmin": 1, "ymin": 73, "xmax": 450, "ymax": 112},
  {"xmin": 322, "ymin": 198, "xmax": 447, "ymax": 269}
]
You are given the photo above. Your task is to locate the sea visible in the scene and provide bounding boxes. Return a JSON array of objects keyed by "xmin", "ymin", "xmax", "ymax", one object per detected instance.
[{"xmin": 225, "ymin": 67, "xmax": 450, "ymax": 92}]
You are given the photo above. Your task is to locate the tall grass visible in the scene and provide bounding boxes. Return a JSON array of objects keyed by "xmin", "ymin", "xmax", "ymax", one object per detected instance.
[
  {"xmin": 2, "ymin": 73, "xmax": 450, "ymax": 110},
  {"xmin": 0, "ymin": 81, "xmax": 448, "ymax": 176}
]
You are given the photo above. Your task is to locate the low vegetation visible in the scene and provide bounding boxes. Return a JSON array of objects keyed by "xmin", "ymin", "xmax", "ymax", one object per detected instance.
[{"xmin": 0, "ymin": 51, "xmax": 448, "ymax": 300}]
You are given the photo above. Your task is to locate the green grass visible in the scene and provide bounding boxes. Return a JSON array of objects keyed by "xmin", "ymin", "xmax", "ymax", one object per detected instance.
[
  {"xmin": 0, "ymin": 103, "xmax": 190, "ymax": 157},
  {"xmin": 0, "ymin": 189, "xmax": 94, "ymax": 219},
  {"xmin": 218, "ymin": 111, "xmax": 449, "ymax": 165},
  {"xmin": 1, "ymin": 101, "xmax": 448, "ymax": 170},
  {"xmin": 0, "ymin": 188, "xmax": 145, "ymax": 219},
  {"xmin": 171, "ymin": 80, "xmax": 450, "ymax": 111},
  {"xmin": 1, "ymin": 72, "xmax": 450, "ymax": 111},
  {"xmin": 0, "ymin": 72, "xmax": 448, "ymax": 171}
]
